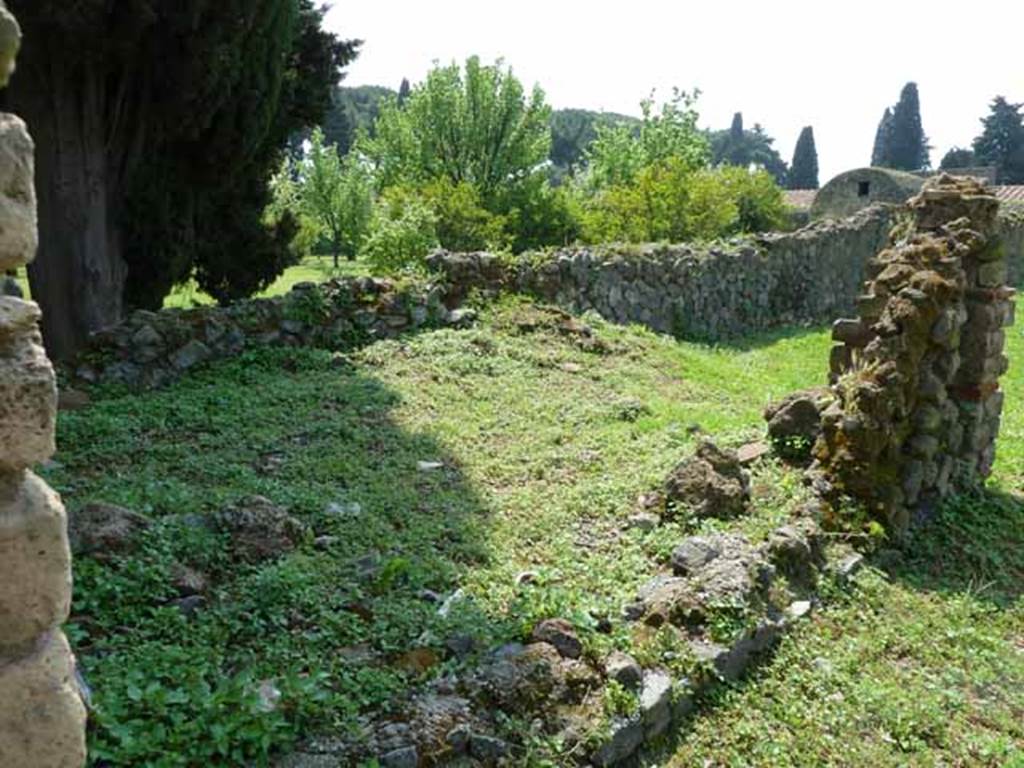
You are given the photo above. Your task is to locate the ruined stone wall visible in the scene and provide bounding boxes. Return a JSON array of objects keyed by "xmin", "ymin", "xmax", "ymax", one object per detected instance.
[
  {"xmin": 73, "ymin": 277, "xmax": 467, "ymax": 388},
  {"xmin": 74, "ymin": 191, "xmax": 1024, "ymax": 392},
  {"xmin": 0, "ymin": 4, "xmax": 88, "ymax": 765},
  {"xmin": 815, "ymin": 175, "xmax": 1013, "ymax": 534},
  {"xmin": 431, "ymin": 204, "xmax": 898, "ymax": 340},
  {"xmin": 1002, "ymin": 207, "xmax": 1024, "ymax": 284}
]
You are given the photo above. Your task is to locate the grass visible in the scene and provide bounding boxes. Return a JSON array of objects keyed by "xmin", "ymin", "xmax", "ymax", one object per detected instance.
[{"xmin": 49, "ymin": 298, "xmax": 1024, "ymax": 766}]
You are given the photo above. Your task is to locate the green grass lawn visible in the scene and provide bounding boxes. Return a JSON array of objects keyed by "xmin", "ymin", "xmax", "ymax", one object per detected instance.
[{"xmin": 49, "ymin": 299, "xmax": 1024, "ymax": 766}]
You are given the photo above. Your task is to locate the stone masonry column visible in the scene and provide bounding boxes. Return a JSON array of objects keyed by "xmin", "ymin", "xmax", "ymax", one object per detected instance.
[{"xmin": 0, "ymin": 3, "xmax": 88, "ymax": 766}]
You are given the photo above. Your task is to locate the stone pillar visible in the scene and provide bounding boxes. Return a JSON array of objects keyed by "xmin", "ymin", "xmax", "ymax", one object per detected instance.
[
  {"xmin": 814, "ymin": 175, "xmax": 1013, "ymax": 535},
  {"xmin": 0, "ymin": 3, "xmax": 88, "ymax": 766}
]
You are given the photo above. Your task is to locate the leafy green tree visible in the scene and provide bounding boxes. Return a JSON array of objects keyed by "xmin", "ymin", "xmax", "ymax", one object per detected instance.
[
  {"xmin": 710, "ymin": 120, "xmax": 788, "ymax": 184},
  {"xmin": 577, "ymin": 93, "xmax": 784, "ymax": 244},
  {"xmin": 322, "ymin": 84, "xmax": 396, "ymax": 156},
  {"xmin": 871, "ymin": 108, "xmax": 894, "ymax": 166},
  {"xmin": 719, "ymin": 167, "xmax": 788, "ymax": 232},
  {"xmin": 788, "ymin": 126, "xmax": 819, "ymax": 189},
  {"xmin": 583, "ymin": 89, "xmax": 709, "ymax": 190},
  {"xmin": 362, "ymin": 56, "xmax": 552, "ymax": 201},
  {"xmin": 939, "ymin": 147, "xmax": 976, "ymax": 170},
  {"xmin": 291, "ymin": 129, "xmax": 374, "ymax": 266},
  {"xmin": 972, "ymin": 97, "xmax": 1024, "ymax": 184},
  {"xmin": 361, "ymin": 191, "xmax": 439, "ymax": 273},
  {"xmin": 549, "ymin": 108, "xmax": 640, "ymax": 176},
  {"xmin": 8, "ymin": 0, "xmax": 358, "ymax": 357},
  {"xmin": 419, "ymin": 179, "xmax": 509, "ymax": 252},
  {"xmin": 873, "ymin": 83, "xmax": 930, "ymax": 171}
]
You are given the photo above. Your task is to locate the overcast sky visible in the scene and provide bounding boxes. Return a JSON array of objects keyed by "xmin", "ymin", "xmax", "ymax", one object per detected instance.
[{"xmin": 325, "ymin": 0, "xmax": 1023, "ymax": 182}]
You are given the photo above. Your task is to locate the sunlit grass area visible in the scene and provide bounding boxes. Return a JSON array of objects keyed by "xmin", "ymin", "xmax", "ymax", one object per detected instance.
[{"xmin": 49, "ymin": 297, "xmax": 1023, "ymax": 765}]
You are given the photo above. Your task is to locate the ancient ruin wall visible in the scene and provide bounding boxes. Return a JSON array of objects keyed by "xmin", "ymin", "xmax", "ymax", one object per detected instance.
[
  {"xmin": 0, "ymin": 4, "xmax": 88, "ymax": 765},
  {"xmin": 815, "ymin": 175, "xmax": 1013, "ymax": 533},
  {"xmin": 72, "ymin": 190, "xmax": 1024, "ymax": 392},
  {"xmin": 431, "ymin": 204, "xmax": 899, "ymax": 340}
]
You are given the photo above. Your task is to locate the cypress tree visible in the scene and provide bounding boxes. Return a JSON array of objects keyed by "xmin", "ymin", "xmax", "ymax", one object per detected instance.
[
  {"xmin": 871, "ymin": 107, "xmax": 893, "ymax": 166},
  {"xmin": 788, "ymin": 126, "xmax": 819, "ymax": 189},
  {"xmin": 972, "ymin": 96, "xmax": 1024, "ymax": 184},
  {"xmin": 726, "ymin": 112, "xmax": 748, "ymax": 166},
  {"xmin": 397, "ymin": 77, "xmax": 411, "ymax": 106},
  {"xmin": 887, "ymin": 82, "xmax": 930, "ymax": 170},
  {"xmin": 7, "ymin": 0, "xmax": 358, "ymax": 357}
]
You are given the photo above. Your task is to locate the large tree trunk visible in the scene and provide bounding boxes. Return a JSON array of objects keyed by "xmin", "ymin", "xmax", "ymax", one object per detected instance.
[{"xmin": 8, "ymin": 35, "xmax": 127, "ymax": 360}]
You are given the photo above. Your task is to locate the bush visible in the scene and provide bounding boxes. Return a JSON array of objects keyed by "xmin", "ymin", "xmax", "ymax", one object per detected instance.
[
  {"xmin": 361, "ymin": 191, "xmax": 439, "ymax": 273},
  {"xmin": 579, "ymin": 162, "xmax": 785, "ymax": 244},
  {"xmin": 419, "ymin": 180, "xmax": 509, "ymax": 252},
  {"xmin": 717, "ymin": 166, "xmax": 788, "ymax": 234},
  {"xmin": 494, "ymin": 174, "xmax": 582, "ymax": 252}
]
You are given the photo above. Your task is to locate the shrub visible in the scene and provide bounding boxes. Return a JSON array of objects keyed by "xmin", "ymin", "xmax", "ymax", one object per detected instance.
[
  {"xmin": 419, "ymin": 179, "xmax": 509, "ymax": 252},
  {"xmin": 361, "ymin": 191, "xmax": 439, "ymax": 273},
  {"xmin": 717, "ymin": 166, "xmax": 789, "ymax": 234}
]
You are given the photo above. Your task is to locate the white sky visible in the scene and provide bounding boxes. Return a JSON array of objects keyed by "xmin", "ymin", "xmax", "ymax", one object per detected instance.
[{"xmin": 325, "ymin": 0, "xmax": 1023, "ymax": 183}]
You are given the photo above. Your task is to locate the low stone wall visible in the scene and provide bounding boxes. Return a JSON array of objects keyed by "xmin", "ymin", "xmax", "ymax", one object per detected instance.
[
  {"xmin": 430, "ymin": 205, "xmax": 898, "ymax": 341},
  {"xmin": 75, "ymin": 189, "xmax": 1024, "ymax": 390},
  {"xmin": 74, "ymin": 278, "xmax": 465, "ymax": 388}
]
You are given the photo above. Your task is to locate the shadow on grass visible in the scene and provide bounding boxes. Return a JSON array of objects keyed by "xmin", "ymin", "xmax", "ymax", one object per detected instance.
[
  {"xmin": 48, "ymin": 346, "xmax": 513, "ymax": 767},
  {"xmin": 675, "ymin": 322, "xmax": 829, "ymax": 352},
  {"xmin": 882, "ymin": 487, "xmax": 1024, "ymax": 607}
]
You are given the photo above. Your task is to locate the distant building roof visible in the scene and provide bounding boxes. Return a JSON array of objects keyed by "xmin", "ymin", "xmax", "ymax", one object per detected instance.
[
  {"xmin": 998, "ymin": 185, "xmax": 1024, "ymax": 203},
  {"xmin": 784, "ymin": 189, "xmax": 818, "ymax": 210}
]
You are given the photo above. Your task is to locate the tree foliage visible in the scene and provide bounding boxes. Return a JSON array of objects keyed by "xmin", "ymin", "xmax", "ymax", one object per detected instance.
[
  {"xmin": 8, "ymin": 0, "xmax": 358, "ymax": 354},
  {"xmin": 284, "ymin": 128, "xmax": 373, "ymax": 265},
  {"xmin": 972, "ymin": 97, "xmax": 1024, "ymax": 184},
  {"xmin": 939, "ymin": 147, "xmax": 976, "ymax": 170},
  {"xmin": 872, "ymin": 83, "xmax": 930, "ymax": 171},
  {"xmin": 583, "ymin": 90, "xmax": 709, "ymax": 190},
  {"xmin": 322, "ymin": 84, "xmax": 395, "ymax": 156},
  {"xmin": 709, "ymin": 118, "xmax": 788, "ymax": 184},
  {"xmin": 788, "ymin": 126, "xmax": 819, "ymax": 189},
  {"xmin": 871, "ymin": 108, "xmax": 894, "ymax": 167},
  {"xmin": 577, "ymin": 92, "xmax": 785, "ymax": 243},
  {"xmin": 361, "ymin": 56, "xmax": 552, "ymax": 201},
  {"xmin": 549, "ymin": 108, "xmax": 640, "ymax": 177}
]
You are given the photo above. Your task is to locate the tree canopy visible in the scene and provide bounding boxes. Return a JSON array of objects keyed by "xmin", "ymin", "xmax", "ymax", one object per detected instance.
[
  {"xmin": 938, "ymin": 147, "xmax": 976, "ymax": 171},
  {"xmin": 361, "ymin": 56, "xmax": 552, "ymax": 201},
  {"xmin": 972, "ymin": 97, "xmax": 1024, "ymax": 184},
  {"xmin": 709, "ymin": 115, "xmax": 788, "ymax": 184},
  {"xmin": 872, "ymin": 83, "xmax": 930, "ymax": 171},
  {"xmin": 322, "ymin": 84, "xmax": 396, "ymax": 156},
  {"xmin": 8, "ymin": 0, "xmax": 358, "ymax": 356},
  {"xmin": 788, "ymin": 126, "xmax": 819, "ymax": 189}
]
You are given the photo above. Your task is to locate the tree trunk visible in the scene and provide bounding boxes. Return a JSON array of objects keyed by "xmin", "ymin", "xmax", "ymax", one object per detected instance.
[{"xmin": 9, "ymin": 39, "xmax": 127, "ymax": 360}]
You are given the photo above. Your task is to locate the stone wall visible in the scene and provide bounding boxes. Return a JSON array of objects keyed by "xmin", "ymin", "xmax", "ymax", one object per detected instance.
[
  {"xmin": 75, "ymin": 194, "xmax": 1024, "ymax": 391},
  {"xmin": 430, "ymin": 204, "xmax": 898, "ymax": 340},
  {"xmin": 814, "ymin": 175, "xmax": 1014, "ymax": 534},
  {"xmin": 1003, "ymin": 206, "xmax": 1024, "ymax": 284},
  {"xmin": 74, "ymin": 278, "xmax": 465, "ymax": 388},
  {"xmin": 0, "ymin": 3, "xmax": 88, "ymax": 766}
]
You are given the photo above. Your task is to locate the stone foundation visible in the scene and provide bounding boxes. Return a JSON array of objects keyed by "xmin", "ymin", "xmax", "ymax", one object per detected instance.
[
  {"xmin": 0, "ymin": 3, "xmax": 88, "ymax": 765},
  {"xmin": 815, "ymin": 175, "xmax": 1013, "ymax": 533}
]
